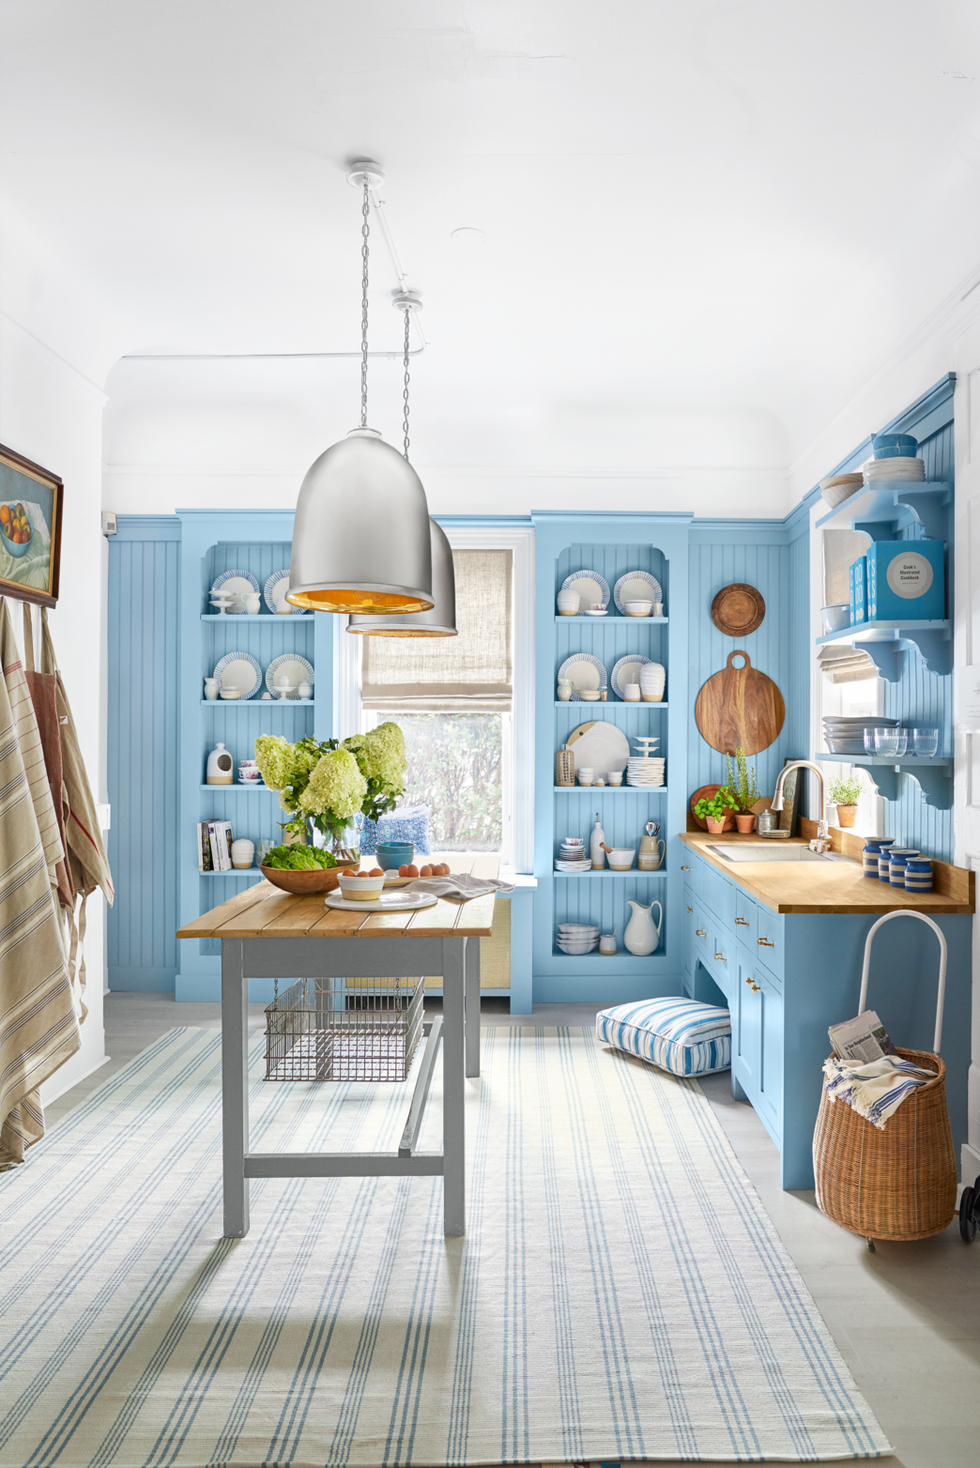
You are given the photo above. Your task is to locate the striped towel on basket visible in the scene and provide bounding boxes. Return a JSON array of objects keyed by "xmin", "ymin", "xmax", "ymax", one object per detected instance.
[
  {"xmin": 822, "ymin": 1054, "xmax": 935, "ymax": 1129},
  {"xmin": 597, "ymin": 997, "xmax": 731, "ymax": 1076}
]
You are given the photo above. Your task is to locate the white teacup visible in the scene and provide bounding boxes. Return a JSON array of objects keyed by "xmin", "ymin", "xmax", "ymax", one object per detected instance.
[
  {"xmin": 607, "ymin": 771, "xmax": 623, "ymax": 786},
  {"xmin": 577, "ymin": 766, "xmax": 594, "ymax": 786}
]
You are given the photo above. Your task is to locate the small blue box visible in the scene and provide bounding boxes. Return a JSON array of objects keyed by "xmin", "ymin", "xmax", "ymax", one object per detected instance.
[
  {"xmin": 851, "ymin": 556, "xmax": 866, "ymax": 624},
  {"xmin": 865, "ymin": 540, "xmax": 945, "ymax": 621}
]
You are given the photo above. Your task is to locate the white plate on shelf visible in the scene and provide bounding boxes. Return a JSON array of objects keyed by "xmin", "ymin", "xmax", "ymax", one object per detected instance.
[
  {"xmin": 557, "ymin": 653, "xmax": 607, "ymax": 699},
  {"xmin": 613, "ymin": 571, "xmax": 662, "ymax": 615},
  {"xmin": 324, "ymin": 890, "xmax": 438, "ymax": 913},
  {"xmin": 264, "ymin": 569, "xmax": 306, "ymax": 614},
  {"xmin": 212, "ymin": 651, "xmax": 262, "ymax": 699},
  {"xmin": 610, "ymin": 654, "xmax": 652, "ymax": 700},
  {"xmin": 211, "ymin": 569, "xmax": 260, "ymax": 614},
  {"xmin": 561, "ymin": 570, "xmax": 610, "ymax": 609},
  {"xmin": 265, "ymin": 653, "xmax": 315, "ymax": 698},
  {"xmin": 566, "ymin": 719, "xmax": 630, "ymax": 775}
]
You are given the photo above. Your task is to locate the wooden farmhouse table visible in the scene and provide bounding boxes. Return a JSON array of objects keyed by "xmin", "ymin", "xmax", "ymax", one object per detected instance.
[{"xmin": 177, "ymin": 875, "xmax": 497, "ymax": 1238}]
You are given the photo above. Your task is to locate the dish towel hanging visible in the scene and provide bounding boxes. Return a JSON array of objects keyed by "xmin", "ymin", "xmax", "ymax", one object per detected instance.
[
  {"xmin": 38, "ymin": 608, "xmax": 113, "ymax": 1019},
  {"xmin": 822, "ymin": 1053, "xmax": 935, "ymax": 1129},
  {"xmin": 0, "ymin": 599, "xmax": 79, "ymax": 1168}
]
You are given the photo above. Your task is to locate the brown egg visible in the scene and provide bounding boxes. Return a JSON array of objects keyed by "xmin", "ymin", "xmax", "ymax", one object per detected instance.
[
  {"xmin": 399, "ymin": 864, "xmax": 410, "ymax": 877},
  {"xmin": 406, "ymin": 864, "xmax": 419, "ymax": 877},
  {"xmin": 436, "ymin": 863, "xmax": 450, "ymax": 876},
  {"xmin": 341, "ymin": 868, "xmax": 357, "ymax": 877},
  {"xmin": 420, "ymin": 864, "xmax": 432, "ymax": 877},
  {"xmin": 369, "ymin": 867, "xmax": 383, "ymax": 877}
]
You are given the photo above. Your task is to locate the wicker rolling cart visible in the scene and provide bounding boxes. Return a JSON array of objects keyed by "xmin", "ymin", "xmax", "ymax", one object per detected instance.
[{"xmin": 813, "ymin": 909, "xmax": 960, "ymax": 1250}]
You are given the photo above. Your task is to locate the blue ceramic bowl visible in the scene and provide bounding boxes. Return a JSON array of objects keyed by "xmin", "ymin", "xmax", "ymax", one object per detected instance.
[
  {"xmin": 0, "ymin": 505, "xmax": 34, "ymax": 559},
  {"xmin": 376, "ymin": 841, "xmax": 415, "ymax": 871},
  {"xmin": 873, "ymin": 432, "xmax": 918, "ymax": 460}
]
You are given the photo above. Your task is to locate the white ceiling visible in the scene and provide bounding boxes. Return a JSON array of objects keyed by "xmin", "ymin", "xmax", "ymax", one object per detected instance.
[{"xmin": 4, "ymin": 0, "xmax": 980, "ymax": 480}]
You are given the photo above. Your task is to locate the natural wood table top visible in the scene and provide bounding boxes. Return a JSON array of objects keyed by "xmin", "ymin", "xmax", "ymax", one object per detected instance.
[{"xmin": 177, "ymin": 853, "xmax": 500, "ymax": 941}]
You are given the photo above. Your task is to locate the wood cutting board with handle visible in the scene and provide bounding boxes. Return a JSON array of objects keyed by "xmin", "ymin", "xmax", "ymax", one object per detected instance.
[{"xmin": 695, "ymin": 650, "xmax": 785, "ymax": 755}]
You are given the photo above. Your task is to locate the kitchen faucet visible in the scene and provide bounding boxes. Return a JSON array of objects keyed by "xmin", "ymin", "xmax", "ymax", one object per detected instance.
[{"xmin": 770, "ymin": 760, "xmax": 831, "ymax": 852}]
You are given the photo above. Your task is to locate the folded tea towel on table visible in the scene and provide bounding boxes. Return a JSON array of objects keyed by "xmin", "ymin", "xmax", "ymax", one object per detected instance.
[
  {"xmin": 407, "ymin": 874, "xmax": 515, "ymax": 901},
  {"xmin": 823, "ymin": 1054, "xmax": 936, "ymax": 1129}
]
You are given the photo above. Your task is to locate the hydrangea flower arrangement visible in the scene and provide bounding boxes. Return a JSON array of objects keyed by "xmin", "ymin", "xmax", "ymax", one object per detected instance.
[{"xmin": 254, "ymin": 723, "xmax": 407, "ymax": 848}]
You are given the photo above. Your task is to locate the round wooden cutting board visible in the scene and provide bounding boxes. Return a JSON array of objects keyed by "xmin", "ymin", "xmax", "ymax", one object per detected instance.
[
  {"xmin": 711, "ymin": 582, "xmax": 766, "ymax": 637},
  {"xmin": 694, "ymin": 650, "xmax": 785, "ymax": 755}
]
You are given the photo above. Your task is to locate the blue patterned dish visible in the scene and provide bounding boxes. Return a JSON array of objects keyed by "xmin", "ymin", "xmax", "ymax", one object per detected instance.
[
  {"xmin": 557, "ymin": 653, "xmax": 608, "ymax": 701},
  {"xmin": 211, "ymin": 568, "xmax": 260, "ymax": 615},
  {"xmin": 613, "ymin": 570, "xmax": 662, "ymax": 615},
  {"xmin": 610, "ymin": 654, "xmax": 652, "ymax": 700},
  {"xmin": 212, "ymin": 650, "xmax": 263, "ymax": 699},
  {"xmin": 561, "ymin": 570, "xmax": 610, "ymax": 608}
]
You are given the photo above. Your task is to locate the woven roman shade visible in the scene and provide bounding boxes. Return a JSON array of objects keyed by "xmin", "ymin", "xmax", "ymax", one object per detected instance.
[{"xmin": 361, "ymin": 548, "xmax": 513, "ymax": 711}]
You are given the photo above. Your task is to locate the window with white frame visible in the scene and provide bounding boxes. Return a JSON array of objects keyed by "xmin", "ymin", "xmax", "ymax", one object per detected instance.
[
  {"xmin": 340, "ymin": 529, "xmax": 534, "ymax": 870},
  {"xmin": 818, "ymin": 528, "xmax": 882, "ymax": 833}
]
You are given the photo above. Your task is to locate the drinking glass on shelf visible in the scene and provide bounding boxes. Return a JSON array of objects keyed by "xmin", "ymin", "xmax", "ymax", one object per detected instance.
[
  {"xmin": 893, "ymin": 729, "xmax": 908, "ymax": 756},
  {"xmin": 912, "ymin": 727, "xmax": 939, "ymax": 757},
  {"xmin": 863, "ymin": 728, "xmax": 876, "ymax": 753},
  {"xmin": 875, "ymin": 727, "xmax": 901, "ymax": 757}
]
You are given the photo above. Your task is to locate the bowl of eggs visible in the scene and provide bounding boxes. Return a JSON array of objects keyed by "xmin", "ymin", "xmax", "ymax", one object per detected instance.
[{"xmin": 0, "ymin": 503, "xmax": 33, "ymax": 558}]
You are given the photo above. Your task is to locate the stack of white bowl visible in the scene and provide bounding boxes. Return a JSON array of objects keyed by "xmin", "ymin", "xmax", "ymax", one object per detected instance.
[
  {"xmin": 822, "ymin": 714, "xmax": 899, "ymax": 756},
  {"xmin": 555, "ymin": 838, "xmax": 590, "ymax": 873},
  {"xmin": 639, "ymin": 663, "xmax": 665, "ymax": 702},
  {"xmin": 557, "ymin": 924, "xmax": 599, "ymax": 954}
]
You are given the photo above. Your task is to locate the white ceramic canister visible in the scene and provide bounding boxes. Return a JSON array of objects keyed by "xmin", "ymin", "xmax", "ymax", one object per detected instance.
[
  {"xmin": 297, "ymin": 680, "xmax": 313, "ymax": 701},
  {"xmin": 904, "ymin": 858, "xmax": 933, "ymax": 892},
  {"xmin": 556, "ymin": 589, "xmax": 580, "ymax": 615},
  {"xmin": 230, "ymin": 839, "xmax": 255, "ymax": 870},
  {"xmin": 205, "ymin": 743, "xmax": 234, "ymax": 785}
]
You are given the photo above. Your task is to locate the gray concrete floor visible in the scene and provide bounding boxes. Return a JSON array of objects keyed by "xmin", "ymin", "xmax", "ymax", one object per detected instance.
[{"xmin": 45, "ymin": 993, "xmax": 980, "ymax": 1466}]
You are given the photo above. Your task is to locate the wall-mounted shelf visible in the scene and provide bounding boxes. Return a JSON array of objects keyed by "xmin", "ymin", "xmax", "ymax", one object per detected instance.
[
  {"xmin": 200, "ymin": 699, "xmax": 315, "ymax": 707},
  {"xmin": 201, "ymin": 613, "xmax": 312, "ymax": 622},
  {"xmin": 199, "ymin": 869, "xmax": 262, "ymax": 877},
  {"xmin": 815, "ymin": 620, "xmax": 951, "ymax": 680},
  {"xmin": 553, "ymin": 785, "xmax": 668, "ymax": 794},
  {"xmin": 554, "ymin": 700, "xmax": 668, "ymax": 708},
  {"xmin": 817, "ymin": 752, "xmax": 953, "ymax": 807},
  {"xmin": 815, "ymin": 481, "xmax": 952, "ymax": 540},
  {"xmin": 199, "ymin": 784, "xmax": 276, "ymax": 793},
  {"xmin": 553, "ymin": 615, "xmax": 669, "ymax": 624},
  {"xmin": 552, "ymin": 869, "xmax": 667, "ymax": 879}
]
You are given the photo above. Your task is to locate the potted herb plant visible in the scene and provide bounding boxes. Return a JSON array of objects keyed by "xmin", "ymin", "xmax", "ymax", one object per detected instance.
[
  {"xmin": 694, "ymin": 788, "xmax": 736, "ymax": 836},
  {"xmin": 725, "ymin": 745, "xmax": 760, "ymax": 834},
  {"xmin": 828, "ymin": 771, "xmax": 864, "ymax": 828}
]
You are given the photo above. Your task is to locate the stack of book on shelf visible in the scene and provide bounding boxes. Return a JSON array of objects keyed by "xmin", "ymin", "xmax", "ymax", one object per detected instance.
[{"xmin": 198, "ymin": 820, "xmax": 234, "ymax": 872}]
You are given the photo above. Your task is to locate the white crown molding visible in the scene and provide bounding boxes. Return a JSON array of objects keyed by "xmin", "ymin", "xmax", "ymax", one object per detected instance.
[
  {"xmin": 103, "ymin": 461, "xmax": 788, "ymax": 481},
  {"xmin": 0, "ymin": 312, "xmax": 108, "ymax": 405}
]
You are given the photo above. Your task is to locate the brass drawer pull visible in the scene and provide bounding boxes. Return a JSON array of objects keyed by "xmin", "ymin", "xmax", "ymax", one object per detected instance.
[
  {"xmin": 735, "ymin": 917, "xmax": 749, "ymax": 926},
  {"xmin": 758, "ymin": 937, "xmax": 775, "ymax": 948},
  {"xmin": 680, "ymin": 865, "xmax": 691, "ymax": 871},
  {"xmin": 714, "ymin": 952, "xmax": 727, "ymax": 962},
  {"xmin": 745, "ymin": 977, "xmax": 760, "ymax": 992},
  {"xmin": 696, "ymin": 928, "xmax": 707, "ymax": 938},
  {"xmin": 686, "ymin": 906, "xmax": 693, "ymax": 913}
]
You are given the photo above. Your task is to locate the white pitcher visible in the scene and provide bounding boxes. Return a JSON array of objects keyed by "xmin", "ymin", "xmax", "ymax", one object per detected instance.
[{"xmin": 624, "ymin": 899, "xmax": 662, "ymax": 956}]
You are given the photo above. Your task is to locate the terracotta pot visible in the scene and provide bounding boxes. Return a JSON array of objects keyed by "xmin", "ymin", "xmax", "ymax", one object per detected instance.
[
  {"xmin": 835, "ymin": 804, "xmax": 859, "ymax": 828},
  {"xmin": 705, "ymin": 817, "xmax": 726, "ymax": 835},
  {"xmin": 734, "ymin": 813, "xmax": 756, "ymax": 834}
]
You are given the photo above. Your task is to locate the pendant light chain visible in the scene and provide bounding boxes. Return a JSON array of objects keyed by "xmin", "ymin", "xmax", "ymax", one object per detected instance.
[
  {"xmin": 359, "ymin": 180, "xmax": 370, "ymax": 429},
  {"xmin": 402, "ymin": 307, "xmax": 411, "ymax": 460}
]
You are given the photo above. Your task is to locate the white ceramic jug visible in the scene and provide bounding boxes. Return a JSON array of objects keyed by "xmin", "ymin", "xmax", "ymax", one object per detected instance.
[
  {"xmin": 624, "ymin": 899, "xmax": 662, "ymax": 956},
  {"xmin": 244, "ymin": 591, "xmax": 262, "ymax": 615}
]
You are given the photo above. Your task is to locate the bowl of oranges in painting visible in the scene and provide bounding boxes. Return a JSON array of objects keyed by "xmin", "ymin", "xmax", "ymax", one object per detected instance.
[{"xmin": 0, "ymin": 503, "xmax": 33, "ymax": 558}]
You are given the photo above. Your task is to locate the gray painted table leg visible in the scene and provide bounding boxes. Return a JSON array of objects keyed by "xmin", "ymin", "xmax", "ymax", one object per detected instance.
[
  {"xmin": 441, "ymin": 936, "xmax": 466, "ymax": 1235},
  {"xmin": 465, "ymin": 934, "xmax": 481, "ymax": 1079},
  {"xmin": 221, "ymin": 939, "xmax": 250, "ymax": 1238}
]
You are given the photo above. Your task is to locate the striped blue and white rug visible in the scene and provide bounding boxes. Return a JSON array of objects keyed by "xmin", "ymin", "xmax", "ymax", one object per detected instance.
[{"xmin": 0, "ymin": 1026, "xmax": 890, "ymax": 1465}]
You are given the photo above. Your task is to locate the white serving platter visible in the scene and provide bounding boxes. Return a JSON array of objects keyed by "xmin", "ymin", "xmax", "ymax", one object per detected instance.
[
  {"xmin": 561, "ymin": 569, "xmax": 610, "ymax": 609},
  {"xmin": 212, "ymin": 650, "xmax": 262, "ymax": 699},
  {"xmin": 613, "ymin": 570, "xmax": 662, "ymax": 614},
  {"xmin": 211, "ymin": 569, "xmax": 260, "ymax": 614},
  {"xmin": 557, "ymin": 653, "xmax": 607, "ymax": 699},
  {"xmin": 566, "ymin": 719, "xmax": 630, "ymax": 774},
  {"xmin": 324, "ymin": 890, "xmax": 438, "ymax": 913},
  {"xmin": 610, "ymin": 654, "xmax": 652, "ymax": 700}
]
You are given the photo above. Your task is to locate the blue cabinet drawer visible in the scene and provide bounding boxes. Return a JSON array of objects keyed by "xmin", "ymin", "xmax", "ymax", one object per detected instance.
[
  {"xmin": 732, "ymin": 889, "xmax": 757, "ymax": 946},
  {"xmin": 702, "ymin": 864, "xmax": 734, "ymax": 930},
  {"xmin": 679, "ymin": 854, "xmax": 702, "ymax": 896},
  {"xmin": 753, "ymin": 908, "xmax": 784, "ymax": 974}
]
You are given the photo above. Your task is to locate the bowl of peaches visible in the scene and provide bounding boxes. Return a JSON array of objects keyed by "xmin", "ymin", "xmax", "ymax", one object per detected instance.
[{"xmin": 0, "ymin": 502, "xmax": 33, "ymax": 558}]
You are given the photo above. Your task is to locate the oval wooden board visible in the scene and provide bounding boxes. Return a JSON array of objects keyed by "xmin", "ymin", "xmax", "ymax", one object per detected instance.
[
  {"xmin": 711, "ymin": 582, "xmax": 765, "ymax": 637},
  {"xmin": 695, "ymin": 650, "xmax": 785, "ymax": 755}
]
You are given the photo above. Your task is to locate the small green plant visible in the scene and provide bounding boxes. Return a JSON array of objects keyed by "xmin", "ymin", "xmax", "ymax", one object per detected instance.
[
  {"xmin": 694, "ymin": 788, "xmax": 736, "ymax": 824},
  {"xmin": 725, "ymin": 746, "xmax": 760, "ymax": 813},
  {"xmin": 828, "ymin": 772, "xmax": 864, "ymax": 806}
]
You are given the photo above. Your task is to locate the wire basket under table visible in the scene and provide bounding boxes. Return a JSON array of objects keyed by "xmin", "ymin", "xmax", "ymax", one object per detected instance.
[{"xmin": 264, "ymin": 976, "xmax": 424, "ymax": 1083}]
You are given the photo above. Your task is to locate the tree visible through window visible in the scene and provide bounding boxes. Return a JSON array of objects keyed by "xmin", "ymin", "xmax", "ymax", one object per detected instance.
[{"xmin": 384, "ymin": 713, "xmax": 501, "ymax": 850}]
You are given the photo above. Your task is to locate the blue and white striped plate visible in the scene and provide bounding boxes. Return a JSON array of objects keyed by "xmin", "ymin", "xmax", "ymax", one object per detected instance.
[
  {"xmin": 212, "ymin": 650, "xmax": 263, "ymax": 699},
  {"xmin": 613, "ymin": 570, "xmax": 662, "ymax": 614},
  {"xmin": 210, "ymin": 568, "xmax": 259, "ymax": 614},
  {"xmin": 265, "ymin": 653, "xmax": 315, "ymax": 698},
  {"xmin": 561, "ymin": 570, "xmax": 610, "ymax": 608},
  {"xmin": 557, "ymin": 653, "xmax": 607, "ymax": 700},
  {"xmin": 610, "ymin": 653, "xmax": 651, "ymax": 700}
]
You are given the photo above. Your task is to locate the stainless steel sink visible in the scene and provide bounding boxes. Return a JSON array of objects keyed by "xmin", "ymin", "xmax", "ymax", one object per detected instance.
[{"xmin": 707, "ymin": 844, "xmax": 850, "ymax": 864}]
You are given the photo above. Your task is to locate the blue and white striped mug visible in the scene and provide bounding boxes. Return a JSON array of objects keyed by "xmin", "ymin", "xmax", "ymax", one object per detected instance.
[{"xmin": 904, "ymin": 858, "xmax": 933, "ymax": 893}]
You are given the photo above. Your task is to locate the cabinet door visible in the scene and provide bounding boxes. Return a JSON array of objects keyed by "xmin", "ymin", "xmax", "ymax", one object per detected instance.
[
  {"xmin": 756, "ymin": 967, "xmax": 784, "ymax": 1132},
  {"xmin": 709, "ymin": 922, "xmax": 735, "ymax": 1001},
  {"xmin": 702, "ymin": 864, "xmax": 734, "ymax": 930},
  {"xmin": 679, "ymin": 853, "xmax": 702, "ymax": 897},
  {"xmin": 732, "ymin": 890, "xmax": 756, "ymax": 947},
  {"xmin": 735, "ymin": 947, "xmax": 762, "ymax": 1093}
]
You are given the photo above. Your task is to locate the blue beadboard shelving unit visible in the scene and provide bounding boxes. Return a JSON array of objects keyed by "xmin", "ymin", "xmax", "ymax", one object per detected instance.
[{"xmin": 175, "ymin": 508, "xmax": 335, "ymax": 1001}]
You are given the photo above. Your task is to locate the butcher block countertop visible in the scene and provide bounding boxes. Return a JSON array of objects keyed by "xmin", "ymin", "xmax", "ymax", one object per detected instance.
[{"xmin": 679, "ymin": 828, "xmax": 975, "ymax": 915}]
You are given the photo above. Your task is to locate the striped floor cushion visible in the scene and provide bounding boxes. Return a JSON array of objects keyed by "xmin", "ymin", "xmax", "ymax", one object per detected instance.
[{"xmin": 596, "ymin": 997, "xmax": 732, "ymax": 1077}]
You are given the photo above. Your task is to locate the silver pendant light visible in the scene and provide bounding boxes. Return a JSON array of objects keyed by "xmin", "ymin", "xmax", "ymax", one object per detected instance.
[
  {"xmin": 348, "ymin": 293, "xmax": 458, "ymax": 637},
  {"xmin": 287, "ymin": 161, "xmax": 433, "ymax": 614}
]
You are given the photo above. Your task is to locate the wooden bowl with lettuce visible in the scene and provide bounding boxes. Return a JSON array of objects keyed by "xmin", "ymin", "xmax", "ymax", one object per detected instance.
[{"xmin": 260, "ymin": 844, "xmax": 349, "ymax": 895}]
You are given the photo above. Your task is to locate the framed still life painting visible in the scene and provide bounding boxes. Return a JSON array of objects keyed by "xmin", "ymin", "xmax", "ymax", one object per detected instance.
[{"xmin": 0, "ymin": 444, "xmax": 63, "ymax": 608}]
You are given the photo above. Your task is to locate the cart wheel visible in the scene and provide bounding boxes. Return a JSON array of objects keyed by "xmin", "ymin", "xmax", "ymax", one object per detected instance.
[
  {"xmin": 960, "ymin": 1184, "xmax": 978, "ymax": 1244},
  {"xmin": 866, "ymin": 1238, "xmax": 876, "ymax": 1252}
]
